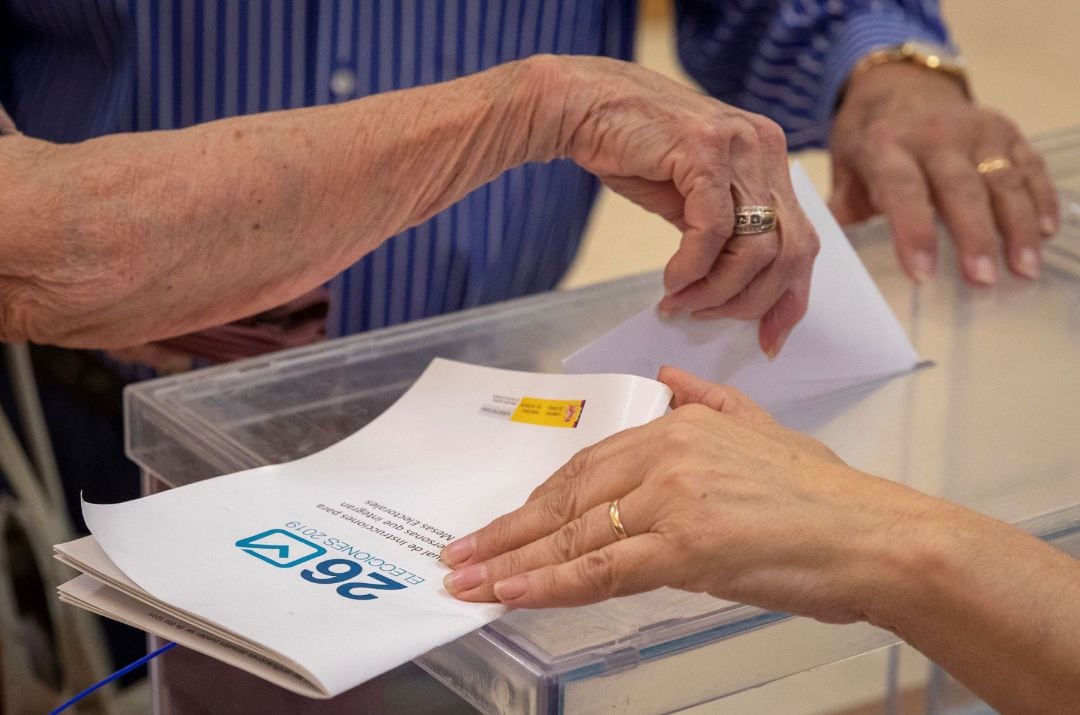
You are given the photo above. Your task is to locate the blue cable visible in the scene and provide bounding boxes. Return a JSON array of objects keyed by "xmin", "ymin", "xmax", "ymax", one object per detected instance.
[{"xmin": 49, "ymin": 641, "xmax": 178, "ymax": 714}]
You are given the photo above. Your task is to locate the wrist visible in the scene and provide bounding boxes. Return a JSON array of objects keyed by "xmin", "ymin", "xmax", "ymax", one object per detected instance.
[
  {"xmin": 840, "ymin": 62, "xmax": 969, "ymax": 114},
  {"xmin": 836, "ymin": 482, "xmax": 969, "ymax": 635},
  {"xmin": 509, "ymin": 54, "xmax": 579, "ymax": 164},
  {"xmin": 857, "ymin": 497, "xmax": 1013, "ymax": 640}
]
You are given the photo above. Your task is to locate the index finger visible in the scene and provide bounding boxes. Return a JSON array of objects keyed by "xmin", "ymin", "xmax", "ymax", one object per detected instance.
[
  {"xmin": 492, "ymin": 534, "xmax": 674, "ymax": 609},
  {"xmin": 856, "ymin": 142, "xmax": 939, "ymax": 282},
  {"xmin": 446, "ymin": 491, "xmax": 649, "ymax": 602},
  {"xmin": 440, "ymin": 428, "xmax": 652, "ymax": 567},
  {"xmin": 663, "ymin": 173, "xmax": 734, "ymax": 296}
]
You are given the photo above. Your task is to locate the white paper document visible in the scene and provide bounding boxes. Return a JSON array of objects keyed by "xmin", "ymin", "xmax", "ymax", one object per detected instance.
[
  {"xmin": 57, "ymin": 360, "xmax": 673, "ymax": 698},
  {"xmin": 563, "ymin": 163, "xmax": 919, "ymax": 410}
]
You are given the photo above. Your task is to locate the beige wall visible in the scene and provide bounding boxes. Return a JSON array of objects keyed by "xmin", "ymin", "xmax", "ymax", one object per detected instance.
[{"xmin": 562, "ymin": 0, "xmax": 1080, "ymax": 289}]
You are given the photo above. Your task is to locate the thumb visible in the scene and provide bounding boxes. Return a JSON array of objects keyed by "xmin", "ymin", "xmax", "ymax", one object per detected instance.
[
  {"xmin": 657, "ymin": 366, "xmax": 774, "ymax": 423},
  {"xmin": 828, "ymin": 168, "xmax": 874, "ymax": 226}
]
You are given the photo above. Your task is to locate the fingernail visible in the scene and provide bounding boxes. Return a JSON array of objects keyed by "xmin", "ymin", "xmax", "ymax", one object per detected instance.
[
  {"xmin": 493, "ymin": 576, "xmax": 528, "ymax": 602},
  {"xmin": 763, "ymin": 326, "xmax": 793, "ymax": 361},
  {"xmin": 658, "ymin": 306, "xmax": 686, "ymax": 321},
  {"xmin": 443, "ymin": 564, "xmax": 486, "ymax": 594},
  {"xmin": 664, "ymin": 281, "xmax": 689, "ymax": 297},
  {"xmin": 1017, "ymin": 247, "xmax": 1041, "ymax": 280},
  {"xmin": 910, "ymin": 251, "xmax": 936, "ymax": 283},
  {"xmin": 966, "ymin": 256, "xmax": 997, "ymax": 285},
  {"xmin": 440, "ymin": 536, "xmax": 475, "ymax": 566},
  {"xmin": 1039, "ymin": 216, "xmax": 1058, "ymax": 236}
]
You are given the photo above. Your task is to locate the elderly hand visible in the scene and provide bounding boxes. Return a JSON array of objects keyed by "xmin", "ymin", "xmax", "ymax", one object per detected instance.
[
  {"xmin": 535, "ymin": 56, "xmax": 819, "ymax": 357},
  {"xmin": 440, "ymin": 366, "xmax": 946, "ymax": 623},
  {"xmin": 829, "ymin": 63, "xmax": 1058, "ymax": 284}
]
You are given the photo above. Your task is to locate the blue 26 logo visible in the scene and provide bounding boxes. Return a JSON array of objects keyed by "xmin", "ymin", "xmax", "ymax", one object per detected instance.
[{"xmin": 236, "ymin": 529, "xmax": 406, "ymax": 601}]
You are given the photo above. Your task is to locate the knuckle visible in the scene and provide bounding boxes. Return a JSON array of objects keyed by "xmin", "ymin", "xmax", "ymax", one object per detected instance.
[
  {"xmin": 541, "ymin": 486, "xmax": 579, "ymax": 525},
  {"xmin": 750, "ymin": 115, "xmax": 787, "ymax": 154},
  {"xmin": 665, "ymin": 521, "xmax": 706, "ymax": 557},
  {"xmin": 940, "ymin": 169, "xmax": 984, "ymax": 202},
  {"xmin": 914, "ymin": 115, "xmax": 955, "ymax": 147},
  {"xmin": 874, "ymin": 174, "xmax": 918, "ymax": 199},
  {"xmin": 669, "ymin": 403, "xmax": 713, "ymax": 429},
  {"xmin": 691, "ymin": 120, "xmax": 727, "ymax": 150},
  {"xmin": 728, "ymin": 118, "xmax": 760, "ymax": 153},
  {"xmin": 717, "ymin": 295, "xmax": 762, "ymax": 321},
  {"xmin": 864, "ymin": 167, "xmax": 921, "ymax": 202},
  {"xmin": 665, "ymin": 468, "xmax": 704, "ymax": 496},
  {"xmin": 552, "ymin": 519, "xmax": 588, "ymax": 562},
  {"xmin": 577, "ymin": 550, "xmax": 618, "ymax": 599},
  {"xmin": 984, "ymin": 108, "xmax": 1019, "ymax": 135},
  {"xmin": 564, "ymin": 447, "xmax": 590, "ymax": 478},
  {"xmin": 482, "ymin": 515, "xmax": 513, "ymax": 549},
  {"xmin": 864, "ymin": 119, "xmax": 897, "ymax": 147},
  {"xmin": 497, "ymin": 547, "xmax": 527, "ymax": 577}
]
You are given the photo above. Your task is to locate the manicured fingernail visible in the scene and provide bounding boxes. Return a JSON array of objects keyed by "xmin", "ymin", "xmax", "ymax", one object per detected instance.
[
  {"xmin": 440, "ymin": 537, "xmax": 475, "ymax": 566},
  {"xmin": 1039, "ymin": 216, "xmax": 1058, "ymax": 236},
  {"xmin": 966, "ymin": 256, "xmax": 997, "ymax": 285},
  {"xmin": 910, "ymin": 251, "xmax": 936, "ymax": 283},
  {"xmin": 493, "ymin": 576, "xmax": 528, "ymax": 602},
  {"xmin": 443, "ymin": 564, "xmax": 486, "ymax": 594},
  {"xmin": 1017, "ymin": 248, "xmax": 1041, "ymax": 279}
]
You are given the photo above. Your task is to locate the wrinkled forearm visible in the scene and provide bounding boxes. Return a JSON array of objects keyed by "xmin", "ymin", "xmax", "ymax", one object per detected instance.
[
  {"xmin": 0, "ymin": 56, "xmax": 566, "ymax": 348},
  {"xmin": 866, "ymin": 502, "xmax": 1080, "ymax": 713}
]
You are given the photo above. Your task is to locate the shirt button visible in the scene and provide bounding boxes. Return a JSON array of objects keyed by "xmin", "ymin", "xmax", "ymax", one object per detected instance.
[{"xmin": 330, "ymin": 69, "xmax": 356, "ymax": 98}]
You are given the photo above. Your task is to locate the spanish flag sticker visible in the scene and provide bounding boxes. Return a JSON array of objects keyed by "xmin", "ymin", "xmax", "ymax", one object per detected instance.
[{"xmin": 510, "ymin": 398, "xmax": 586, "ymax": 428}]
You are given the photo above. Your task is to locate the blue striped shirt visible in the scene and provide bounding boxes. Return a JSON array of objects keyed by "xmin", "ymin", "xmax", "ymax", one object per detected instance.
[{"xmin": 0, "ymin": 0, "xmax": 949, "ymax": 341}]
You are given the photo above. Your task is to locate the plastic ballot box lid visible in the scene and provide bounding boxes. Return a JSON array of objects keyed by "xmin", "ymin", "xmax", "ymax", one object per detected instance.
[{"xmin": 126, "ymin": 129, "xmax": 1080, "ymax": 713}]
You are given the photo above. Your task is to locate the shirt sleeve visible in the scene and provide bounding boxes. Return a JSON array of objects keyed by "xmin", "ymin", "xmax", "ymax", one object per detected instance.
[{"xmin": 675, "ymin": 0, "xmax": 953, "ymax": 150}]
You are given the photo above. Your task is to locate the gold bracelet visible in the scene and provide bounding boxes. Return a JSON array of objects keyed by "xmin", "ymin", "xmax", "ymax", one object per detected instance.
[{"xmin": 843, "ymin": 41, "xmax": 971, "ymax": 103}]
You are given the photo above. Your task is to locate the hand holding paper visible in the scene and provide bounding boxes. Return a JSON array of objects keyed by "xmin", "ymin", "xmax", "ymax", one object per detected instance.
[
  {"xmin": 564, "ymin": 163, "xmax": 919, "ymax": 412},
  {"xmin": 443, "ymin": 366, "xmax": 935, "ymax": 620}
]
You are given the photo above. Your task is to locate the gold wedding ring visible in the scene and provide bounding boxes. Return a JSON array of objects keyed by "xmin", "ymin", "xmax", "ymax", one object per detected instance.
[
  {"xmin": 733, "ymin": 205, "xmax": 778, "ymax": 235},
  {"xmin": 976, "ymin": 156, "xmax": 1012, "ymax": 175},
  {"xmin": 608, "ymin": 499, "xmax": 629, "ymax": 541}
]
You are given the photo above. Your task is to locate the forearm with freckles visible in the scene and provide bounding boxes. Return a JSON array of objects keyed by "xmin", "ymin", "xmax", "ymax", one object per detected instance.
[{"xmin": 0, "ymin": 58, "xmax": 560, "ymax": 348}]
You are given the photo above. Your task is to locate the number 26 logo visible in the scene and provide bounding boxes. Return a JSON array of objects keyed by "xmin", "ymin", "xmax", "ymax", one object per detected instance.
[{"xmin": 300, "ymin": 558, "xmax": 406, "ymax": 601}]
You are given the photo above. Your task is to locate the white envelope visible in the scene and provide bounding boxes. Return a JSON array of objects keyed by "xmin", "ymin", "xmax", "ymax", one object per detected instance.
[{"xmin": 563, "ymin": 163, "xmax": 919, "ymax": 411}]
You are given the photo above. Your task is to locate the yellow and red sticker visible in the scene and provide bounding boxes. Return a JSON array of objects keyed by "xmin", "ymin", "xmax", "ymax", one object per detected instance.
[{"xmin": 509, "ymin": 397, "xmax": 586, "ymax": 429}]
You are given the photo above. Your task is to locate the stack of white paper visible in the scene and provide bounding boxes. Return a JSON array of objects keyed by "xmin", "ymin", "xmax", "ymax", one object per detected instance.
[{"xmin": 57, "ymin": 360, "xmax": 673, "ymax": 698}]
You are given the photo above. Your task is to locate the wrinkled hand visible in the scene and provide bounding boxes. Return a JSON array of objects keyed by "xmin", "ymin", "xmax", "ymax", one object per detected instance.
[
  {"xmin": 541, "ymin": 57, "xmax": 819, "ymax": 357},
  {"xmin": 441, "ymin": 367, "xmax": 944, "ymax": 624},
  {"xmin": 829, "ymin": 64, "xmax": 1059, "ymax": 284}
]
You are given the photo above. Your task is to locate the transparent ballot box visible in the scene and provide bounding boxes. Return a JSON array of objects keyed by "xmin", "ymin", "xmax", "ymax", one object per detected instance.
[{"xmin": 127, "ymin": 128, "xmax": 1080, "ymax": 714}]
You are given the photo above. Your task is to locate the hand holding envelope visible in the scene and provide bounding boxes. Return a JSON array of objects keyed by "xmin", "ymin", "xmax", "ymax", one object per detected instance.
[{"xmin": 565, "ymin": 163, "xmax": 919, "ymax": 413}]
